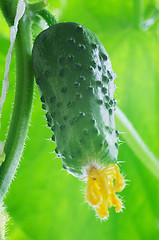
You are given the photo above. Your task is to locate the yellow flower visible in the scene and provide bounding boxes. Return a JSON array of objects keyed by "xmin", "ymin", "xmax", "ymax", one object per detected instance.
[{"xmin": 85, "ymin": 164, "xmax": 125, "ymax": 219}]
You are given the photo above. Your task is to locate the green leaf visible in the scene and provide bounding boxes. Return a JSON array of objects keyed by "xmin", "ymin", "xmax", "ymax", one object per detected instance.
[{"xmin": 0, "ymin": 0, "xmax": 159, "ymax": 239}]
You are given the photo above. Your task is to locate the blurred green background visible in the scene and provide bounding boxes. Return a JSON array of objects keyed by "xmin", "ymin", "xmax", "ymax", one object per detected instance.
[{"xmin": 0, "ymin": 0, "xmax": 159, "ymax": 239}]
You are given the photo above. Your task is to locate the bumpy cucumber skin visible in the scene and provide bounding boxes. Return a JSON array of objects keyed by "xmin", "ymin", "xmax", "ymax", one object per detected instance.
[{"xmin": 32, "ymin": 22, "xmax": 119, "ymax": 177}]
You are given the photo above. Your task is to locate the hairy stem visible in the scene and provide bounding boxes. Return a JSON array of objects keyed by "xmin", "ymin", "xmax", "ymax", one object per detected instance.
[
  {"xmin": 0, "ymin": 9, "xmax": 34, "ymax": 201},
  {"xmin": 115, "ymin": 107, "xmax": 159, "ymax": 180},
  {"xmin": 37, "ymin": 9, "xmax": 57, "ymax": 26}
]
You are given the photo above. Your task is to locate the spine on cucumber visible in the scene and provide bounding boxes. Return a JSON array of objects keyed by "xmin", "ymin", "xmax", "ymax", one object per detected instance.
[{"xmin": 32, "ymin": 22, "xmax": 119, "ymax": 178}]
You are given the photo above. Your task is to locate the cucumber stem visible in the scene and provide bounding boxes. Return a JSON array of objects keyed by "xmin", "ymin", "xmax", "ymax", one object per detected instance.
[{"xmin": 37, "ymin": 9, "xmax": 57, "ymax": 26}]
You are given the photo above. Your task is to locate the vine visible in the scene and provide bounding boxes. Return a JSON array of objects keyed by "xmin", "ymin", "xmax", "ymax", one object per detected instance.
[{"xmin": 0, "ymin": 0, "xmax": 34, "ymax": 202}]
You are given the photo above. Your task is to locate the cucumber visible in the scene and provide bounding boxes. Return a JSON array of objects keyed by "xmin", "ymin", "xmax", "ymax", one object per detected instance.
[
  {"xmin": 32, "ymin": 22, "xmax": 118, "ymax": 177},
  {"xmin": 32, "ymin": 22, "xmax": 125, "ymax": 219}
]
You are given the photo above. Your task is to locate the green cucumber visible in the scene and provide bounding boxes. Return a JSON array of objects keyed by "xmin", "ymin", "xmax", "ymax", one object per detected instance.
[{"xmin": 32, "ymin": 22, "xmax": 119, "ymax": 178}]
